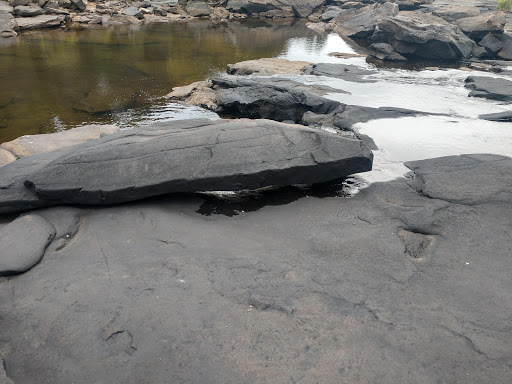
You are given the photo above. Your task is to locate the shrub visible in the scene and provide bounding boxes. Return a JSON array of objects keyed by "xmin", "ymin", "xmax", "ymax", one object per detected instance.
[{"xmin": 497, "ymin": 0, "xmax": 512, "ymax": 11}]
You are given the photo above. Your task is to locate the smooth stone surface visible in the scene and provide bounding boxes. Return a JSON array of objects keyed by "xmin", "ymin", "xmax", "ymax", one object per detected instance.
[
  {"xmin": 336, "ymin": 2, "xmax": 399, "ymax": 38},
  {"xmin": 405, "ymin": 154, "xmax": 512, "ymax": 205},
  {"xmin": 0, "ymin": 12, "xmax": 17, "ymax": 38},
  {"xmin": 302, "ymin": 63, "xmax": 376, "ymax": 83},
  {"xmin": 465, "ymin": 75, "xmax": 512, "ymax": 101},
  {"xmin": 15, "ymin": 14, "xmax": 64, "ymax": 29},
  {"xmin": 375, "ymin": 11, "xmax": 474, "ymax": 60},
  {"xmin": 185, "ymin": 2, "xmax": 210, "ymax": 17},
  {"xmin": 432, "ymin": 5, "xmax": 480, "ymax": 22},
  {"xmin": 479, "ymin": 32, "xmax": 503, "ymax": 55},
  {"xmin": 24, "ymin": 118, "xmax": 372, "ymax": 206},
  {"xmin": 457, "ymin": 11, "xmax": 506, "ymax": 39},
  {"xmin": 0, "ymin": 148, "xmax": 16, "ymax": 167},
  {"xmin": 368, "ymin": 42, "xmax": 407, "ymax": 61},
  {"xmin": 1, "ymin": 124, "xmax": 120, "ymax": 158},
  {"xmin": 210, "ymin": 77, "xmax": 342, "ymax": 122},
  {"xmin": 226, "ymin": 58, "xmax": 311, "ymax": 76},
  {"xmin": 479, "ymin": 111, "xmax": 512, "ymax": 121},
  {"xmin": 0, "ymin": 214, "xmax": 55, "ymax": 276},
  {"xmin": 14, "ymin": 5, "xmax": 44, "ymax": 17},
  {"xmin": 0, "ymin": 154, "xmax": 510, "ymax": 384}
]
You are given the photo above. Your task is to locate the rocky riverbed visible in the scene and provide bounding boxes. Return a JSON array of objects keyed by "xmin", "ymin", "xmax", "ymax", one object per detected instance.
[{"xmin": 1, "ymin": 1, "xmax": 512, "ymax": 383}]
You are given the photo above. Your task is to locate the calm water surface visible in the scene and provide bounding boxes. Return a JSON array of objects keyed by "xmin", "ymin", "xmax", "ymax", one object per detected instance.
[{"xmin": 0, "ymin": 19, "xmax": 320, "ymax": 142}]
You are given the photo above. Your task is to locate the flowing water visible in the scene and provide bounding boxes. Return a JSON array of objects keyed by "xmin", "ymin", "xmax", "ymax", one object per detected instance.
[{"xmin": 1, "ymin": 21, "xmax": 511, "ymax": 187}]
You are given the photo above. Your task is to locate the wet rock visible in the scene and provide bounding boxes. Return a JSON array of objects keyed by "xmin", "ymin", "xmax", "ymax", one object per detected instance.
[
  {"xmin": 336, "ymin": 2, "xmax": 399, "ymax": 38},
  {"xmin": 333, "ymin": 105, "xmax": 434, "ymax": 129},
  {"xmin": 210, "ymin": 77, "xmax": 342, "ymax": 122},
  {"xmin": 456, "ymin": 11, "xmax": 506, "ymax": 40},
  {"xmin": 15, "ymin": 14, "xmax": 65, "ymax": 29},
  {"xmin": 302, "ymin": 63, "xmax": 376, "ymax": 83},
  {"xmin": 226, "ymin": 58, "xmax": 311, "ymax": 76},
  {"xmin": 368, "ymin": 42, "xmax": 406, "ymax": 61},
  {"xmin": 375, "ymin": 11, "xmax": 474, "ymax": 60},
  {"xmin": 0, "ymin": 214, "xmax": 56, "ymax": 276},
  {"xmin": 14, "ymin": 5, "xmax": 44, "ymax": 17},
  {"xmin": 432, "ymin": 5, "xmax": 480, "ymax": 22},
  {"xmin": 0, "ymin": 148, "xmax": 16, "ymax": 167},
  {"xmin": 479, "ymin": 32, "xmax": 503, "ymax": 55},
  {"xmin": 464, "ymin": 75, "xmax": 512, "ymax": 101},
  {"xmin": 23, "ymin": 119, "xmax": 372, "ymax": 205},
  {"xmin": 479, "ymin": 111, "xmax": 512, "ymax": 122},
  {"xmin": 398, "ymin": 229, "xmax": 436, "ymax": 259},
  {"xmin": 1, "ymin": 124, "xmax": 120, "ymax": 158},
  {"xmin": 328, "ymin": 52, "xmax": 366, "ymax": 59},
  {"xmin": 0, "ymin": 12, "xmax": 17, "ymax": 38},
  {"xmin": 405, "ymin": 154, "xmax": 512, "ymax": 205},
  {"xmin": 185, "ymin": 2, "xmax": 210, "ymax": 17}
]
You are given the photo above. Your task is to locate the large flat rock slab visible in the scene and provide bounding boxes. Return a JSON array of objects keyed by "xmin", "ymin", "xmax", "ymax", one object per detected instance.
[
  {"xmin": 405, "ymin": 154, "xmax": 512, "ymax": 205},
  {"xmin": 0, "ymin": 148, "xmax": 16, "ymax": 167},
  {"xmin": 0, "ymin": 154, "xmax": 510, "ymax": 383},
  {"xmin": 302, "ymin": 63, "xmax": 377, "ymax": 83},
  {"xmin": 22, "ymin": 119, "xmax": 372, "ymax": 206},
  {"xmin": 15, "ymin": 14, "xmax": 65, "ymax": 30},
  {"xmin": 1, "ymin": 124, "xmax": 120, "ymax": 158},
  {"xmin": 226, "ymin": 58, "xmax": 311, "ymax": 76},
  {"xmin": 465, "ymin": 75, "xmax": 512, "ymax": 101},
  {"xmin": 0, "ymin": 214, "xmax": 55, "ymax": 276}
]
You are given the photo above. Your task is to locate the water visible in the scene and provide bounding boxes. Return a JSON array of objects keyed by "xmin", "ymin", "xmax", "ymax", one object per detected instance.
[
  {"xmin": 0, "ymin": 19, "xmax": 319, "ymax": 142},
  {"xmin": 1, "ymin": 23, "xmax": 511, "ymax": 187}
]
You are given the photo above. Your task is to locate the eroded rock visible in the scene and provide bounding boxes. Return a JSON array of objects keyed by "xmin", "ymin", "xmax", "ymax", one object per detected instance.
[
  {"xmin": 0, "ymin": 214, "xmax": 56, "ymax": 276},
  {"xmin": 226, "ymin": 58, "xmax": 311, "ymax": 76},
  {"xmin": 302, "ymin": 63, "xmax": 376, "ymax": 82},
  {"xmin": 0, "ymin": 148, "xmax": 16, "ymax": 167},
  {"xmin": 15, "ymin": 14, "xmax": 65, "ymax": 30},
  {"xmin": 456, "ymin": 11, "xmax": 506, "ymax": 40},
  {"xmin": 465, "ymin": 75, "xmax": 512, "ymax": 101},
  {"xmin": 23, "ymin": 119, "xmax": 372, "ymax": 205}
]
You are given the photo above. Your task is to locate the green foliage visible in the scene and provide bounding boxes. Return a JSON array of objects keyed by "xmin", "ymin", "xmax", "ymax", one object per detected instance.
[{"xmin": 497, "ymin": 0, "xmax": 512, "ymax": 11}]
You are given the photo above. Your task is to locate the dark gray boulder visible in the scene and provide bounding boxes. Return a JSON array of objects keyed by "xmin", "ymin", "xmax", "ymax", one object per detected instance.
[
  {"xmin": 321, "ymin": 6, "xmax": 343, "ymax": 22},
  {"xmin": 14, "ymin": 5, "xmax": 44, "ymax": 17},
  {"xmin": 10, "ymin": 0, "xmax": 30, "ymax": 6},
  {"xmin": 226, "ymin": 0, "xmax": 282, "ymax": 15},
  {"xmin": 374, "ymin": 12, "xmax": 474, "ymax": 60},
  {"xmin": 0, "ymin": 12, "xmax": 17, "ymax": 38},
  {"xmin": 456, "ymin": 11, "xmax": 506, "ymax": 40},
  {"xmin": 211, "ymin": 77, "xmax": 342, "ymax": 122},
  {"xmin": 122, "ymin": 6, "xmax": 143, "ymax": 18},
  {"xmin": 368, "ymin": 42, "xmax": 407, "ymax": 61},
  {"xmin": 498, "ymin": 33, "xmax": 512, "ymax": 60},
  {"xmin": 479, "ymin": 111, "xmax": 512, "ymax": 122},
  {"xmin": 302, "ymin": 63, "xmax": 377, "ymax": 83},
  {"xmin": 465, "ymin": 76, "xmax": 512, "ymax": 101},
  {"xmin": 393, "ymin": 0, "xmax": 432, "ymax": 11},
  {"xmin": 185, "ymin": 2, "xmax": 210, "ymax": 17},
  {"xmin": 335, "ymin": 2, "xmax": 399, "ymax": 38},
  {"xmin": 0, "ymin": 214, "xmax": 55, "ymax": 276},
  {"xmin": 287, "ymin": 0, "xmax": 325, "ymax": 18},
  {"xmin": 432, "ymin": 5, "xmax": 480, "ymax": 22},
  {"xmin": 405, "ymin": 154, "xmax": 512, "ymax": 205},
  {"xmin": 71, "ymin": 0, "xmax": 86, "ymax": 11},
  {"xmin": 23, "ymin": 119, "xmax": 372, "ymax": 206},
  {"xmin": 479, "ymin": 33, "xmax": 503, "ymax": 55}
]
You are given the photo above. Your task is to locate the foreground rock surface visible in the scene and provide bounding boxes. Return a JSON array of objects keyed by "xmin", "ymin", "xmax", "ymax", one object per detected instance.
[
  {"xmin": 0, "ymin": 154, "xmax": 510, "ymax": 383},
  {"xmin": 1, "ymin": 124, "xmax": 120, "ymax": 158},
  {"xmin": 0, "ymin": 119, "xmax": 372, "ymax": 210},
  {"xmin": 226, "ymin": 58, "xmax": 311, "ymax": 76},
  {"xmin": 0, "ymin": 214, "xmax": 55, "ymax": 276}
]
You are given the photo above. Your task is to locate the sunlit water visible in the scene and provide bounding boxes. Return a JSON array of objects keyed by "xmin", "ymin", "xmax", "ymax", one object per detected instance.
[{"xmin": 1, "ymin": 24, "xmax": 511, "ymax": 187}]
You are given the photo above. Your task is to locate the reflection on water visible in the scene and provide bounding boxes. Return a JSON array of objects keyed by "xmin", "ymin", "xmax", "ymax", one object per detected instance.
[{"xmin": 0, "ymin": 19, "xmax": 320, "ymax": 142}]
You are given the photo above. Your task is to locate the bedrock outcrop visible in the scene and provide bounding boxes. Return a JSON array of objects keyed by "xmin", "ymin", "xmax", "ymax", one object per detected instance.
[
  {"xmin": 0, "ymin": 118, "xmax": 372, "ymax": 212},
  {"xmin": 465, "ymin": 75, "xmax": 512, "ymax": 101},
  {"xmin": 0, "ymin": 153, "xmax": 510, "ymax": 384}
]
